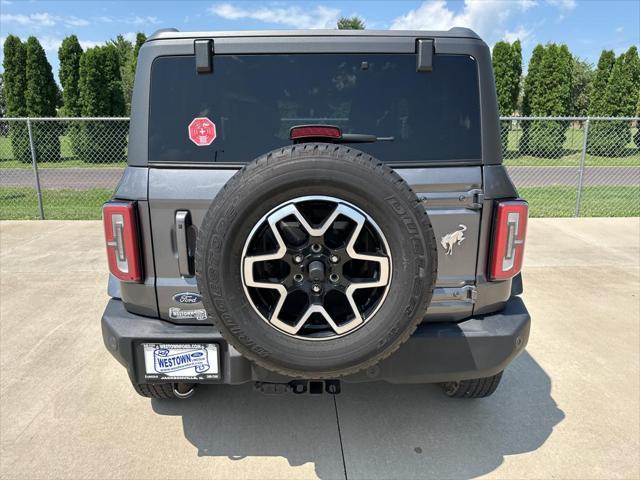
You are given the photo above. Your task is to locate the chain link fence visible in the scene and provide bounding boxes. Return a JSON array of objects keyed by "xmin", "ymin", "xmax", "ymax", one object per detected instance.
[
  {"xmin": 502, "ymin": 117, "xmax": 640, "ymax": 217},
  {"xmin": 0, "ymin": 118, "xmax": 127, "ymax": 220},
  {"xmin": 1, "ymin": 116, "xmax": 638, "ymax": 220}
]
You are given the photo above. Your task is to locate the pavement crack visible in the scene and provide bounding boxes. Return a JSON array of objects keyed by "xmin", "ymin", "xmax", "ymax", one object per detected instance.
[{"xmin": 332, "ymin": 393, "xmax": 348, "ymax": 480}]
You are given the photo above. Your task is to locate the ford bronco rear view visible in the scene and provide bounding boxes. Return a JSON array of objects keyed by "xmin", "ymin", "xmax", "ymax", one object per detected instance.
[{"xmin": 101, "ymin": 28, "xmax": 530, "ymax": 400}]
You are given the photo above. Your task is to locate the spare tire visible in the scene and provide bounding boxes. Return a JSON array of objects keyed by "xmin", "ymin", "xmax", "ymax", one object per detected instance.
[{"xmin": 196, "ymin": 144, "xmax": 437, "ymax": 378}]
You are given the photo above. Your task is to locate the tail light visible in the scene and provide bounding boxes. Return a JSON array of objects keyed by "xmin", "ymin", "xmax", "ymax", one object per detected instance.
[
  {"xmin": 102, "ymin": 201, "xmax": 142, "ymax": 282},
  {"xmin": 489, "ymin": 200, "xmax": 528, "ymax": 281}
]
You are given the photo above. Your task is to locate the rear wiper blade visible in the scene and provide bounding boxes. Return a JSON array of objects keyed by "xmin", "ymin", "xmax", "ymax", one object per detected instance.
[{"xmin": 339, "ymin": 134, "xmax": 395, "ymax": 143}]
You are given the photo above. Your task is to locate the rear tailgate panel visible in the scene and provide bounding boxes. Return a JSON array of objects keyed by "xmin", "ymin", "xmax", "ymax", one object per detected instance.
[{"xmin": 148, "ymin": 166, "xmax": 483, "ymax": 323}]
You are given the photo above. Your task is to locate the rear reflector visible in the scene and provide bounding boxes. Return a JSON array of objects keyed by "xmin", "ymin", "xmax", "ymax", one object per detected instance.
[
  {"xmin": 489, "ymin": 200, "xmax": 528, "ymax": 281},
  {"xmin": 290, "ymin": 125, "xmax": 342, "ymax": 140},
  {"xmin": 102, "ymin": 201, "xmax": 142, "ymax": 282}
]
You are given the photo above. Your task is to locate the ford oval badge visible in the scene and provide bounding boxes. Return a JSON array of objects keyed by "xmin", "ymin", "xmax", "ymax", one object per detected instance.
[{"xmin": 173, "ymin": 292, "xmax": 203, "ymax": 304}]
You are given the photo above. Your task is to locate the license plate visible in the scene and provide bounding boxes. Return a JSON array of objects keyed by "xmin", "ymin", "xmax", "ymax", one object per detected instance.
[{"xmin": 142, "ymin": 343, "xmax": 219, "ymax": 380}]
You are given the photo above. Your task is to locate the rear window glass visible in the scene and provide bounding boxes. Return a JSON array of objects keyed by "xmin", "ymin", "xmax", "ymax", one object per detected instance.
[{"xmin": 148, "ymin": 54, "xmax": 481, "ymax": 163}]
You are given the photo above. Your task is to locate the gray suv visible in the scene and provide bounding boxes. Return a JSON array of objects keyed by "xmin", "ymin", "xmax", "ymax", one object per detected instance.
[{"xmin": 101, "ymin": 28, "xmax": 530, "ymax": 400}]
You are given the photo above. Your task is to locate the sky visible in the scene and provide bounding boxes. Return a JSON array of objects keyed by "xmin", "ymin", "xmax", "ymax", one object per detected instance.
[{"xmin": 1, "ymin": 0, "xmax": 638, "ymax": 83}]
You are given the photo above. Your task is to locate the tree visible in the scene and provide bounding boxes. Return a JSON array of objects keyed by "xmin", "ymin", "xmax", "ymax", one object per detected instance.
[
  {"xmin": 337, "ymin": 16, "xmax": 365, "ymax": 30},
  {"xmin": 131, "ymin": 32, "xmax": 146, "ymax": 76},
  {"xmin": 108, "ymin": 35, "xmax": 135, "ymax": 114},
  {"xmin": 58, "ymin": 35, "xmax": 83, "ymax": 116},
  {"xmin": 518, "ymin": 44, "xmax": 544, "ymax": 153},
  {"xmin": 521, "ymin": 44, "xmax": 545, "ymax": 117},
  {"xmin": 0, "ymin": 74, "xmax": 6, "ymax": 135},
  {"xmin": 569, "ymin": 57, "xmax": 594, "ymax": 117},
  {"xmin": 0, "ymin": 73, "xmax": 5, "ymax": 118},
  {"xmin": 493, "ymin": 40, "xmax": 522, "ymax": 156},
  {"xmin": 625, "ymin": 45, "xmax": 640, "ymax": 94},
  {"xmin": 526, "ymin": 44, "xmax": 572, "ymax": 156},
  {"xmin": 605, "ymin": 46, "xmax": 638, "ymax": 117},
  {"xmin": 519, "ymin": 44, "xmax": 572, "ymax": 156},
  {"xmin": 77, "ymin": 45, "xmax": 127, "ymax": 162},
  {"xmin": 2, "ymin": 35, "xmax": 30, "ymax": 162},
  {"xmin": 3, "ymin": 36, "xmax": 27, "ymax": 117},
  {"xmin": 25, "ymin": 37, "xmax": 58, "ymax": 117},
  {"xmin": 634, "ymin": 92, "xmax": 640, "ymax": 148},
  {"xmin": 493, "ymin": 40, "xmax": 522, "ymax": 116},
  {"xmin": 588, "ymin": 50, "xmax": 616, "ymax": 116},
  {"xmin": 25, "ymin": 36, "xmax": 61, "ymax": 162},
  {"xmin": 589, "ymin": 47, "xmax": 640, "ymax": 155}
]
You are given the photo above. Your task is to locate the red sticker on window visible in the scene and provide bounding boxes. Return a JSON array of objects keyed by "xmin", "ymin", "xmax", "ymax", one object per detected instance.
[{"xmin": 188, "ymin": 117, "xmax": 217, "ymax": 146}]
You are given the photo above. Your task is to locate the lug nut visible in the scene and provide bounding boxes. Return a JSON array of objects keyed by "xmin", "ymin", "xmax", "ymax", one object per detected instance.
[
  {"xmin": 294, "ymin": 274, "xmax": 303, "ymax": 283},
  {"xmin": 330, "ymin": 255, "xmax": 339, "ymax": 263},
  {"xmin": 311, "ymin": 244, "xmax": 322, "ymax": 253},
  {"xmin": 329, "ymin": 273, "xmax": 339, "ymax": 283},
  {"xmin": 293, "ymin": 254, "xmax": 303, "ymax": 263},
  {"xmin": 312, "ymin": 284, "xmax": 321, "ymax": 293}
]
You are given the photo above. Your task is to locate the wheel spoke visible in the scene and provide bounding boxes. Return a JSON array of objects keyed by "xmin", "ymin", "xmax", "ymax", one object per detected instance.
[{"xmin": 241, "ymin": 196, "xmax": 392, "ymax": 340}]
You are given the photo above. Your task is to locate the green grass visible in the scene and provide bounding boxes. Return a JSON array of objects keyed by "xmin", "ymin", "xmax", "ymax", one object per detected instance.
[
  {"xmin": 0, "ymin": 187, "xmax": 112, "ymax": 220},
  {"xmin": 503, "ymin": 127, "xmax": 640, "ymax": 167},
  {"xmin": 520, "ymin": 185, "xmax": 640, "ymax": 217},
  {"xmin": 504, "ymin": 153, "xmax": 640, "ymax": 167},
  {"xmin": 2, "ymin": 185, "xmax": 637, "ymax": 220},
  {"xmin": 0, "ymin": 136, "xmax": 126, "ymax": 169}
]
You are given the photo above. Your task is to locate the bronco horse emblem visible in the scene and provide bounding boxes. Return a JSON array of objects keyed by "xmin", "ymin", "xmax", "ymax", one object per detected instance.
[{"xmin": 441, "ymin": 225, "xmax": 467, "ymax": 256}]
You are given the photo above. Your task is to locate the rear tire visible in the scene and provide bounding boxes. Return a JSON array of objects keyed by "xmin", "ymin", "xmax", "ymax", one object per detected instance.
[
  {"xmin": 441, "ymin": 371, "xmax": 503, "ymax": 398},
  {"xmin": 132, "ymin": 382, "xmax": 195, "ymax": 399}
]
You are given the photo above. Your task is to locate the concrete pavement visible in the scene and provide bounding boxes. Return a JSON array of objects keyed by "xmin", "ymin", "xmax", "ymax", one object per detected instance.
[{"xmin": 0, "ymin": 218, "xmax": 639, "ymax": 479}]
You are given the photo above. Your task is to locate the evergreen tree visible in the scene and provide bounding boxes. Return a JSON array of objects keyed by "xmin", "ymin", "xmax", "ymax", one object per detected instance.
[
  {"xmin": 131, "ymin": 33, "xmax": 146, "ymax": 76},
  {"xmin": 108, "ymin": 35, "xmax": 134, "ymax": 114},
  {"xmin": 634, "ymin": 92, "xmax": 640, "ymax": 148},
  {"xmin": 78, "ymin": 45, "xmax": 127, "ymax": 162},
  {"xmin": 521, "ymin": 45, "xmax": 545, "ymax": 117},
  {"xmin": 605, "ymin": 47, "xmax": 638, "ymax": 117},
  {"xmin": 493, "ymin": 42, "xmax": 516, "ymax": 115},
  {"xmin": 25, "ymin": 36, "xmax": 61, "ymax": 162},
  {"xmin": 586, "ymin": 50, "xmax": 617, "ymax": 155},
  {"xmin": 519, "ymin": 44, "xmax": 545, "ymax": 153},
  {"xmin": 58, "ymin": 35, "xmax": 83, "ymax": 116},
  {"xmin": 590, "ymin": 47, "xmax": 640, "ymax": 155},
  {"xmin": 2, "ymin": 35, "xmax": 30, "ymax": 162},
  {"xmin": 511, "ymin": 41, "xmax": 523, "ymax": 106},
  {"xmin": 0, "ymin": 73, "xmax": 5, "ymax": 119},
  {"xmin": 25, "ymin": 37, "xmax": 58, "ymax": 117},
  {"xmin": 3, "ymin": 36, "xmax": 27, "ymax": 117},
  {"xmin": 525, "ymin": 44, "xmax": 572, "ymax": 157},
  {"xmin": 624, "ymin": 46, "xmax": 640, "ymax": 95},
  {"xmin": 588, "ymin": 50, "xmax": 616, "ymax": 116},
  {"xmin": 493, "ymin": 40, "xmax": 522, "ymax": 156},
  {"xmin": 337, "ymin": 17, "xmax": 365, "ymax": 29}
]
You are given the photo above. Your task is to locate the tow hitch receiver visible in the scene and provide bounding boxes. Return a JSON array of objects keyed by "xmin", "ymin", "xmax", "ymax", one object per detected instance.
[{"xmin": 254, "ymin": 380, "xmax": 341, "ymax": 395}]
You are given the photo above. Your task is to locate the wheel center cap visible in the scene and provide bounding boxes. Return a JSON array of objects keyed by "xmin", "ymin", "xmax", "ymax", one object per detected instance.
[{"xmin": 308, "ymin": 260, "xmax": 325, "ymax": 282}]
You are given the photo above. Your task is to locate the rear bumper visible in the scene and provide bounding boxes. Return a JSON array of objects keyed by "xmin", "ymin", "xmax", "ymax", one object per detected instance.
[{"xmin": 101, "ymin": 296, "xmax": 530, "ymax": 385}]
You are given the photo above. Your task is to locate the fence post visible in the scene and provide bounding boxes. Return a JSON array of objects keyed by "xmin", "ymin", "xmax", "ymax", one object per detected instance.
[
  {"xmin": 27, "ymin": 118, "xmax": 45, "ymax": 220},
  {"xmin": 575, "ymin": 117, "xmax": 590, "ymax": 217}
]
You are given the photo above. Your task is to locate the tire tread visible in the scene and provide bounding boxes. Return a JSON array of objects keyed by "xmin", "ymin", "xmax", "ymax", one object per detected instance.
[
  {"xmin": 132, "ymin": 382, "xmax": 176, "ymax": 399},
  {"xmin": 443, "ymin": 371, "xmax": 503, "ymax": 399},
  {"xmin": 196, "ymin": 143, "xmax": 438, "ymax": 378}
]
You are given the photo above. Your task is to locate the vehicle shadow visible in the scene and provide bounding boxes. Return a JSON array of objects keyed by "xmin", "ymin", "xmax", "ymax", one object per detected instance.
[{"xmin": 152, "ymin": 351, "xmax": 563, "ymax": 480}]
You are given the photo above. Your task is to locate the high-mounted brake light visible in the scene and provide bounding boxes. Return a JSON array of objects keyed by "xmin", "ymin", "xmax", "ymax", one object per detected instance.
[
  {"xmin": 489, "ymin": 200, "xmax": 528, "ymax": 281},
  {"xmin": 290, "ymin": 125, "xmax": 342, "ymax": 140},
  {"xmin": 102, "ymin": 201, "xmax": 142, "ymax": 282}
]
